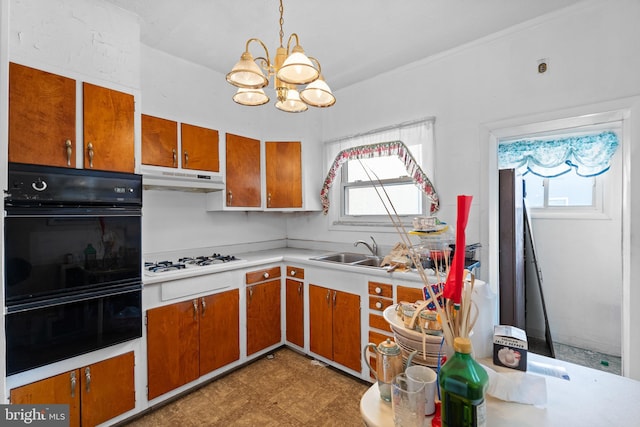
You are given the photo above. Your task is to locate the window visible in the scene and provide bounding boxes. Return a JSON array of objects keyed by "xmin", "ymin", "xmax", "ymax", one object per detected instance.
[
  {"xmin": 322, "ymin": 118, "xmax": 436, "ymax": 229},
  {"xmin": 523, "ymin": 171, "xmax": 600, "ymax": 209}
]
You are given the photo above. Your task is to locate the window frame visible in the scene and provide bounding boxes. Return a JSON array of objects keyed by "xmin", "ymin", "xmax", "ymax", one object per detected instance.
[
  {"xmin": 324, "ymin": 118, "xmax": 436, "ymax": 232},
  {"xmin": 524, "ymin": 172, "xmax": 605, "ymax": 219}
]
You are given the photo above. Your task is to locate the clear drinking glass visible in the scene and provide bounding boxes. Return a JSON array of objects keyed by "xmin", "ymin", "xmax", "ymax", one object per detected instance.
[{"xmin": 391, "ymin": 373, "xmax": 426, "ymax": 427}]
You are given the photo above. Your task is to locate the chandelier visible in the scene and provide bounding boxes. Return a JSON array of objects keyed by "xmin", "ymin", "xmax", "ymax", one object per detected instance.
[{"xmin": 225, "ymin": 0, "xmax": 336, "ymax": 113}]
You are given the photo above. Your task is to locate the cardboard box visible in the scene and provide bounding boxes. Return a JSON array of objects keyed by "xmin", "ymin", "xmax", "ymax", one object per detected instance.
[{"xmin": 493, "ymin": 325, "xmax": 528, "ymax": 371}]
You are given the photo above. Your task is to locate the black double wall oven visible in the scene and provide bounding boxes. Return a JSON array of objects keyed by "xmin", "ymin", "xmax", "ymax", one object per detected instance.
[{"xmin": 4, "ymin": 163, "xmax": 143, "ymax": 375}]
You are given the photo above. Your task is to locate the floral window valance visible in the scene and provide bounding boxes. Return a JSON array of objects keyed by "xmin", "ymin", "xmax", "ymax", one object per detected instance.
[
  {"xmin": 320, "ymin": 140, "xmax": 440, "ymax": 215},
  {"xmin": 498, "ymin": 131, "xmax": 619, "ymax": 178}
]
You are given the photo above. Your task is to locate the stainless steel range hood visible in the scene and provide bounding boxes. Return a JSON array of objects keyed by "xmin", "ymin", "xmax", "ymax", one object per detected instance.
[{"xmin": 141, "ymin": 166, "xmax": 225, "ymax": 192}]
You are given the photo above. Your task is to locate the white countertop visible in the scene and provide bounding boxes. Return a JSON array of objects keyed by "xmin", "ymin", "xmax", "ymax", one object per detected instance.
[
  {"xmin": 142, "ymin": 246, "xmax": 433, "ymax": 285},
  {"xmin": 361, "ymin": 352, "xmax": 640, "ymax": 426}
]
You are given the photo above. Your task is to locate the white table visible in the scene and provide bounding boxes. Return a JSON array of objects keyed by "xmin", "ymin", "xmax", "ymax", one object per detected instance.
[{"xmin": 360, "ymin": 353, "xmax": 640, "ymax": 426}]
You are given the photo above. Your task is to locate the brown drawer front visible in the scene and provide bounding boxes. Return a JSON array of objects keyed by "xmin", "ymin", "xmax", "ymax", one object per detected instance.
[
  {"xmin": 368, "ymin": 330, "xmax": 393, "ymax": 346},
  {"xmin": 369, "ymin": 296, "xmax": 393, "ymax": 312},
  {"xmin": 397, "ymin": 285, "xmax": 424, "ymax": 304},
  {"xmin": 246, "ymin": 266, "xmax": 281, "ymax": 284},
  {"xmin": 368, "ymin": 281, "xmax": 392, "ymax": 298},
  {"xmin": 285, "ymin": 265, "xmax": 305, "ymax": 280},
  {"xmin": 369, "ymin": 313, "xmax": 392, "ymax": 333}
]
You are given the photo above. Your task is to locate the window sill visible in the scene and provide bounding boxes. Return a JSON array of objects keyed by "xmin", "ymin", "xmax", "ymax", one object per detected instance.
[{"xmin": 529, "ymin": 209, "xmax": 611, "ymax": 220}]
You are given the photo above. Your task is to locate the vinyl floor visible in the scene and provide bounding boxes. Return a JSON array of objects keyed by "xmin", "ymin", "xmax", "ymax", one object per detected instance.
[{"xmin": 120, "ymin": 347, "xmax": 371, "ymax": 427}]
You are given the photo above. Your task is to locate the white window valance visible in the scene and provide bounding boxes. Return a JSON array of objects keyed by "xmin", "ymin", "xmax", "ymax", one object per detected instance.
[{"xmin": 498, "ymin": 131, "xmax": 619, "ymax": 177}]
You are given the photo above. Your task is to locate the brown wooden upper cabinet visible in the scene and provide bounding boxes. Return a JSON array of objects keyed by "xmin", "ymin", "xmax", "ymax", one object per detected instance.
[
  {"xmin": 8, "ymin": 63, "xmax": 135, "ymax": 173},
  {"xmin": 8, "ymin": 62, "xmax": 76, "ymax": 168},
  {"xmin": 265, "ymin": 141, "xmax": 302, "ymax": 209},
  {"xmin": 142, "ymin": 116, "xmax": 220, "ymax": 173},
  {"xmin": 83, "ymin": 82, "xmax": 135, "ymax": 173},
  {"xmin": 181, "ymin": 123, "xmax": 220, "ymax": 172},
  {"xmin": 141, "ymin": 114, "xmax": 178, "ymax": 168},
  {"xmin": 225, "ymin": 133, "xmax": 261, "ymax": 207}
]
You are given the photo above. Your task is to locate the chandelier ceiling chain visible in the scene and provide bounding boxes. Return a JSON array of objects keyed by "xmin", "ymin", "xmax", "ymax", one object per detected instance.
[{"xmin": 225, "ymin": 0, "xmax": 336, "ymax": 113}]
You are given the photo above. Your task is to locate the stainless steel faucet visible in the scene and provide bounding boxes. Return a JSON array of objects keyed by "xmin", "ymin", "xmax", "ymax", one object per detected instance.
[{"xmin": 354, "ymin": 236, "xmax": 378, "ymax": 256}]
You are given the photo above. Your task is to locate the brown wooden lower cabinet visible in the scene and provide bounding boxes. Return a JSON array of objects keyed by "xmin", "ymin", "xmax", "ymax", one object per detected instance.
[
  {"xmin": 286, "ymin": 277, "xmax": 304, "ymax": 347},
  {"xmin": 309, "ymin": 284, "xmax": 361, "ymax": 372},
  {"xmin": 10, "ymin": 352, "xmax": 135, "ymax": 427},
  {"xmin": 246, "ymin": 279, "xmax": 282, "ymax": 355},
  {"xmin": 147, "ymin": 289, "xmax": 239, "ymax": 400}
]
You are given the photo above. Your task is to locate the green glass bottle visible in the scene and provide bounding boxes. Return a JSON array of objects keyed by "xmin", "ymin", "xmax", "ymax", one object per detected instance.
[{"xmin": 439, "ymin": 337, "xmax": 489, "ymax": 427}]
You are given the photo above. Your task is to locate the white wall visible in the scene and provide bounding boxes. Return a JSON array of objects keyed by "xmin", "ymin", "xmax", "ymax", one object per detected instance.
[
  {"xmin": 287, "ymin": 0, "xmax": 640, "ymax": 376},
  {"xmin": 139, "ymin": 46, "xmax": 325, "ymax": 255},
  {"xmin": 9, "ymin": 0, "xmax": 140, "ymax": 89}
]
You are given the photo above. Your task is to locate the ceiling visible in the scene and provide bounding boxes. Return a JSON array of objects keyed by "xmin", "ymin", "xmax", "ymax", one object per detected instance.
[{"xmin": 104, "ymin": 0, "xmax": 584, "ymax": 91}]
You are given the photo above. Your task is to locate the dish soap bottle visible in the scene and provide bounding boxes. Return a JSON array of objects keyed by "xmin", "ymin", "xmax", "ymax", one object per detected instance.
[{"xmin": 439, "ymin": 336, "xmax": 489, "ymax": 427}]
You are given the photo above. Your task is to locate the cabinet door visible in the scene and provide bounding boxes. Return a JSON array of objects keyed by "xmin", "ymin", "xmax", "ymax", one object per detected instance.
[
  {"xmin": 8, "ymin": 62, "xmax": 76, "ymax": 167},
  {"xmin": 333, "ymin": 290, "xmax": 362, "ymax": 372},
  {"xmin": 181, "ymin": 123, "xmax": 220, "ymax": 172},
  {"xmin": 309, "ymin": 284, "xmax": 334, "ymax": 361},
  {"xmin": 11, "ymin": 370, "xmax": 81, "ymax": 427},
  {"xmin": 147, "ymin": 300, "xmax": 200, "ymax": 399},
  {"xmin": 286, "ymin": 278, "xmax": 304, "ymax": 347},
  {"xmin": 199, "ymin": 289, "xmax": 240, "ymax": 374},
  {"xmin": 141, "ymin": 114, "xmax": 178, "ymax": 167},
  {"xmin": 81, "ymin": 352, "xmax": 135, "ymax": 427},
  {"xmin": 265, "ymin": 141, "xmax": 302, "ymax": 208},
  {"xmin": 83, "ymin": 82, "xmax": 135, "ymax": 173},
  {"xmin": 246, "ymin": 279, "xmax": 281, "ymax": 355},
  {"xmin": 225, "ymin": 133, "xmax": 261, "ymax": 207}
]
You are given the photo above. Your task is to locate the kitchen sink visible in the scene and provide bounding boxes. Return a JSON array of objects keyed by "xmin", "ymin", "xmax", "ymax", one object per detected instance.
[{"xmin": 311, "ymin": 252, "xmax": 383, "ymax": 268}]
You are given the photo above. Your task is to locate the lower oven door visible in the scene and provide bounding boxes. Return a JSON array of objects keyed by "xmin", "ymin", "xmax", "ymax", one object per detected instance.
[{"xmin": 5, "ymin": 284, "xmax": 142, "ymax": 376}]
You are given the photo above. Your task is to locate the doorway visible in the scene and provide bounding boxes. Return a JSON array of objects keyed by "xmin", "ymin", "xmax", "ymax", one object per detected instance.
[{"xmin": 482, "ymin": 105, "xmax": 630, "ymax": 375}]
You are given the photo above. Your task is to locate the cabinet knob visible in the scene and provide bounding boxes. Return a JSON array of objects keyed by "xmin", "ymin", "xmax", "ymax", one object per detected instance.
[
  {"xmin": 200, "ymin": 297, "xmax": 207, "ymax": 317},
  {"xmin": 263, "ymin": 272, "xmax": 269, "ymax": 279},
  {"xmin": 87, "ymin": 142, "xmax": 94, "ymax": 168},
  {"xmin": 227, "ymin": 190, "xmax": 233, "ymax": 206},
  {"xmin": 267, "ymin": 192, "xmax": 271, "ymax": 208},
  {"xmin": 192, "ymin": 299, "xmax": 198, "ymax": 320},
  {"xmin": 375, "ymin": 287, "xmax": 382, "ymax": 294},
  {"xmin": 172, "ymin": 149, "xmax": 177, "ymax": 167},
  {"xmin": 184, "ymin": 150, "xmax": 189, "ymax": 167},
  {"xmin": 65, "ymin": 139, "xmax": 73, "ymax": 166},
  {"xmin": 290, "ymin": 270, "xmax": 296, "ymax": 276},
  {"xmin": 375, "ymin": 301, "xmax": 383, "ymax": 309}
]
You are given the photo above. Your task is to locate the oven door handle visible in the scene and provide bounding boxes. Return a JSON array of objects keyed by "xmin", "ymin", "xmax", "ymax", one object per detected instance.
[{"xmin": 6, "ymin": 283, "xmax": 142, "ymax": 314}]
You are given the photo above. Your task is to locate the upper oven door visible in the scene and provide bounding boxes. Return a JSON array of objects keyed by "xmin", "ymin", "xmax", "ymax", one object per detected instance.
[{"xmin": 4, "ymin": 208, "xmax": 141, "ymax": 307}]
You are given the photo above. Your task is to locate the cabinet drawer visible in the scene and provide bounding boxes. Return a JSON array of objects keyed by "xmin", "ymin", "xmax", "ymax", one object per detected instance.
[
  {"xmin": 369, "ymin": 296, "xmax": 393, "ymax": 311},
  {"xmin": 397, "ymin": 285, "xmax": 424, "ymax": 304},
  {"xmin": 286, "ymin": 265, "xmax": 305, "ymax": 280},
  {"xmin": 368, "ymin": 281, "xmax": 392, "ymax": 298},
  {"xmin": 369, "ymin": 313, "xmax": 392, "ymax": 333},
  {"xmin": 368, "ymin": 330, "xmax": 393, "ymax": 346},
  {"xmin": 246, "ymin": 266, "xmax": 281, "ymax": 284}
]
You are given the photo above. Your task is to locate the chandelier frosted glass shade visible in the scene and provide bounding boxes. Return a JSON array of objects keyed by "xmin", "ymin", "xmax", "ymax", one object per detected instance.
[
  {"xmin": 276, "ymin": 46, "xmax": 319, "ymax": 85},
  {"xmin": 299, "ymin": 77, "xmax": 336, "ymax": 108},
  {"xmin": 226, "ymin": 51, "xmax": 268, "ymax": 89},
  {"xmin": 275, "ymin": 88, "xmax": 308, "ymax": 113},
  {"xmin": 232, "ymin": 88, "xmax": 269, "ymax": 106},
  {"xmin": 226, "ymin": 0, "xmax": 334, "ymax": 112}
]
